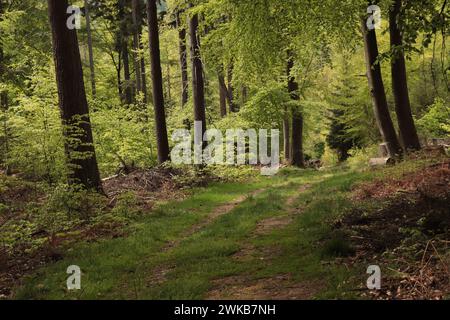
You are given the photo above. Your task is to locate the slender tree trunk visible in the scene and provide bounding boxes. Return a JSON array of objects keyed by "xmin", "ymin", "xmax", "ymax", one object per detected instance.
[
  {"xmin": 361, "ymin": 18, "xmax": 402, "ymax": 157},
  {"xmin": 84, "ymin": 0, "xmax": 96, "ymax": 97},
  {"xmin": 140, "ymin": 45, "xmax": 148, "ymax": 103},
  {"xmin": 218, "ymin": 72, "xmax": 227, "ymax": 117},
  {"xmin": 0, "ymin": 0, "xmax": 9, "ymax": 177},
  {"xmin": 47, "ymin": 0, "xmax": 102, "ymax": 191},
  {"xmin": 189, "ymin": 13, "xmax": 207, "ymax": 144},
  {"xmin": 119, "ymin": 0, "xmax": 133, "ymax": 105},
  {"xmin": 146, "ymin": 0, "xmax": 170, "ymax": 163},
  {"xmin": 176, "ymin": 11, "xmax": 189, "ymax": 107},
  {"xmin": 283, "ymin": 115, "xmax": 290, "ymax": 163},
  {"xmin": 116, "ymin": 58, "xmax": 123, "ymax": 100},
  {"xmin": 241, "ymin": 85, "xmax": 248, "ymax": 105},
  {"xmin": 227, "ymin": 64, "xmax": 236, "ymax": 112},
  {"xmin": 389, "ymin": 0, "xmax": 421, "ymax": 151},
  {"xmin": 0, "ymin": 0, "xmax": 8, "ymax": 114},
  {"xmin": 0, "ymin": 0, "xmax": 8, "ymax": 115},
  {"xmin": 287, "ymin": 55, "xmax": 304, "ymax": 168},
  {"xmin": 131, "ymin": 0, "xmax": 142, "ymax": 95},
  {"xmin": 166, "ymin": 57, "xmax": 171, "ymax": 101},
  {"xmin": 122, "ymin": 39, "xmax": 133, "ymax": 104}
]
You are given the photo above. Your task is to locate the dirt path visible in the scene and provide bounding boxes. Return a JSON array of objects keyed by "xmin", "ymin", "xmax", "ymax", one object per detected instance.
[
  {"xmin": 162, "ymin": 188, "xmax": 267, "ymax": 252},
  {"xmin": 206, "ymin": 184, "xmax": 323, "ymax": 300},
  {"xmin": 145, "ymin": 188, "xmax": 268, "ymax": 286}
]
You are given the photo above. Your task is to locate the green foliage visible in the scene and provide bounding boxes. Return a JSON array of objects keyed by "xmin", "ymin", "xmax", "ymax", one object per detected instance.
[
  {"xmin": 346, "ymin": 145, "xmax": 379, "ymax": 170},
  {"xmin": 239, "ymin": 83, "xmax": 289, "ymax": 129},
  {"xmin": 417, "ymin": 98, "xmax": 450, "ymax": 138}
]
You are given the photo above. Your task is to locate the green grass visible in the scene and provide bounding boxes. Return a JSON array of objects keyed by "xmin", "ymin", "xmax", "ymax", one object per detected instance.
[{"xmin": 14, "ymin": 159, "xmax": 441, "ymax": 300}]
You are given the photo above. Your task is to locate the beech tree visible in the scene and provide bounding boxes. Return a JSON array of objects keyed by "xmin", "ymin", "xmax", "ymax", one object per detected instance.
[
  {"xmin": 118, "ymin": 0, "xmax": 133, "ymax": 105},
  {"xmin": 84, "ymin": 0, "xmax": 96, "ymax": 97},
  {"xmin": 287, "ymin": 54, "xmax": 304, "ymax": 168},
  {"xmin": 389, "ymin": 0, "xmax": 421, "ymax": 151},
  {"xmin": 176, "ymin": 10, "xmax": 189, "ymax": 107},
  {"xmin": 47, "ymin": 0, "xmax": 102, "ymax": 190},
  {"xmin": 147, "ymin": 0, "xmax": 170, "ymax": 163},
  {"xmin": 361, "ymin": 17, "xmax": 403, "ymax": 157},
  {"xmin": 189, "ymin": 11, "xmax": 207, "ymax": 144}
]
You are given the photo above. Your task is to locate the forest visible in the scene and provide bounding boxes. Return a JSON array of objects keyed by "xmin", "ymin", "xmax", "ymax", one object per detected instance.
[{"xmin": 0, "ymin": 0, "xmax": 449, "ymax": 301}]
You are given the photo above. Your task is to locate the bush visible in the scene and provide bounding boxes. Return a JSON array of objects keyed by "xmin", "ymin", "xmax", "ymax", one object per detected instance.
[
  {"xmin": 346, "ymin": 145, "xmax": 379, "ymax": 170},
  {"xmin": 321, "ymin": 146, "xmax": 339, "ymax": 167},
  {"xmin": 417, "ymin": 98, "xmax": 450, "ymax": 138}
]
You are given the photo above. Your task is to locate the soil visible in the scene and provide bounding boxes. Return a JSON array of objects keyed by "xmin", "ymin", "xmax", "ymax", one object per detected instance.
[
  {"xmin": 338, "ymin": 160, "xmax": 450, "ymax": 300},
  {"xmin": 206, "ymin": 274, "xmax": 323, "ymax": 300},
  {"xmin": 208, "ymin": 184, "xmax": 316, "ymax": 299}
]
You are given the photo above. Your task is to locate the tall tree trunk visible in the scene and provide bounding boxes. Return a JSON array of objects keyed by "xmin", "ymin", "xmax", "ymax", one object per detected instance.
[
  {"xmin": 189, "ymin": 12, "xmax": 207, "ymax": 144},
  {"xmin": 389, "ymin": 0, "xmax": 421, "ymax": 151},
  {"xmin": 122, "ymin": 39, "xmax": 133, "ymax": 104},
  {"xmin": 283, "ymin": 115, "xmax": 290, "ymax": 163},
  {"xmin": 227, "ymin": 64, "xmax": 237, "ymax": 112},
  {"xmin": 218, "ymin": 71, "xmax": 227, "ymax": 117},
  {"xmin": 84, "ymin": 0, "xmax": 96, "ymax": 97},
  {"xmin": 361, "ymin": 18, "xmax": 402, "ymax": 157},
  {"xmin": 0, "ymin": 0, "xmax": 8, "ymax": 114},
  {"xmin": 116, "ymin": 57, "xmax": 123, "ymax": 100},
  {"xmin": 287, "ymin": 55, "xmax": 304, "ymax": 168},
  {"xmin": 131, "ymin": 0, "xmax": 142, "ymax": 95},
  {"xmin": 241, "ymin": 85, "xmax": 248, "ymax": 105},
  {"xmin": 0, "ymin": 0, "xmax": 9, "ymax": 175},
  {"xmin": 176, "ymin": 11, "xmax": 189, "ymax": 107},
  {"xmin": 0, "ymin": 0, "xmax": 7, "ymax": 113},
  {"xmin": 146, "ymin": 0, "xmax": 170, "ymax": 163},
  {"xmin": 140, "ymin": 45, "xmax": 148, "ymax": 103},
  {"xmin": 47, "ymin": 0, "xmax": 102, "ymax": 191},
  {"xmin": 166, "ymin": 57, "xmax": 171, "ymax": 102},
  {"xmin": 119, "ymin": 0, "xmax": 133, "ymax": 105}
]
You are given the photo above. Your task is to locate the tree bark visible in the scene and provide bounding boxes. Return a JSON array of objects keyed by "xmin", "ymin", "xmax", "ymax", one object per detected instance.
[
  {"xmin": 140, "ymin": 44, "xmax": 148, "ymax": 103},
  {"xmin": 283, "ymin": 115, "xmax": 290, "ymax": 162},
  {"xmin": 176, "ymin": 11, "xmax": 189, "ymax": 107},
  {"xmin": 218, "ymin": 72, "xmax": 227, "ymax": 117},
  {"xmin": 0, "ymin": 0, "xmax": 9, "ymax": 175},
  {"xmin": 119, "ymin": 0, "xmax": 133, "ymax": 105},
  {"xmin": 0, "ymin": 0, "xmax": 8, "ymax": 113},
  {"xmin": 131, "ymin": 0, "xmax": 142, "ymax": 95},
  {"xmin": 287, "ymin": 54, "xmax": 304, "ymax": 168},
  {"xmin": 0, "ymin": 0, "xmax": 7, "ymax": 112},
  {"xmin": 84, "ymin": 0, "xmax": 96, "ymax": 97},
  {"xmin": 361, "ymin": 18, "xmax": 403, "ymax": 158},
  {"xmin": 47, "ymin": 0, "xmax": 102, "ymax": 191},
  {"xmin": 146, "ymin": 0, "xmax": 170, "ymax": 163},
  {"xmin": 227, "ymin": 64, "xmax": 237, "ymax": 112},
  {"xmin": 389, "ymin": 0, "xmax": 421, "ymax": 151},
  {"xmin": 189, "ymin": 12, "xmax": 207, "ymax": 145}
]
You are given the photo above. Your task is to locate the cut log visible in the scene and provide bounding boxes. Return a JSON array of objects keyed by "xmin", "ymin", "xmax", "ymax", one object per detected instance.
[
  {"xmin": 378, "ymin": 143, "xmax": 390, "ymax": 157},
  {"xmin": 369, "ymin": 157, "xmax": 396, "ymax": 166}
]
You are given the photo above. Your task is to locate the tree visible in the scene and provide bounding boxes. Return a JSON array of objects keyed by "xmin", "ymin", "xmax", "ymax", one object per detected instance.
[
  {"xmin": 389, "ymin": 0, "xmax": 421, "ymax": 151},
  {"xmin": 47, "ymin": 0, "xmax": 102, "ymax": 191},
  {"xmin": 361, "ymin": 17, "xmax": 402, "ymax": 157},
  {"xmin": 146, "ymin": 0, "xmax": 170, "ymax": 163},
  {"xmin": 287, "ymin": 54, "xmax": 304, "ymax": 168},
  {"xmin": 118, "ymin": 0, "xmax": 133, "ymax": 105},
  {"xmin": 218, "ymin": 70, "xmax": 227, "ymax": 117},
  {"xmin": 0, "ymin": 0, "xmax": 10, "ymax": 174},
  {"xmin": 176, "ymin": 10, "xmax": 189, "ymax": 107},
  {"xmin": 84, "ymin": 0, "xmax": 96, "ymax": 97},
  {"xmin": 131, "ymin": 0, "xmax": 142, "ymax": 96},
  {"xmin": 189, "ymin": 11, "xmax": 207, "ymax": 146},
  {"xmin": 227, "ymin": 63, "xmax": 237, "ymax": 112}
]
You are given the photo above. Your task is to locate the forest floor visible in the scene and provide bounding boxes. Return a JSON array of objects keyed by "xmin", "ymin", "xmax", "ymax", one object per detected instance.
[{"xmin": 2, "ymin": 155, "xmax": 449, "ymax": 300}]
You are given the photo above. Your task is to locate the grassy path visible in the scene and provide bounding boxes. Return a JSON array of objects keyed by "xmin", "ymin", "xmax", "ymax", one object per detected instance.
[{"xmin": 14, "ymin": 167, "xmax": 384, "ymax": 299}]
